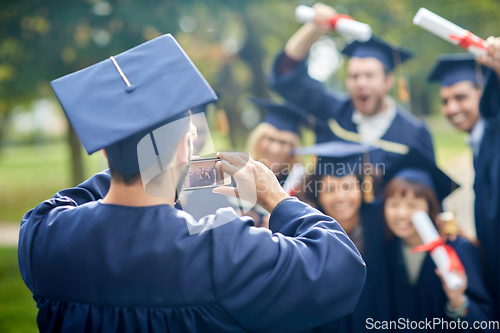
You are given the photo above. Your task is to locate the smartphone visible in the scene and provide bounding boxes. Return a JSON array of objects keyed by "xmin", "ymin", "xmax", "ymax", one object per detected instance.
[{"xmin": 183, "ymin": 157, "xmax": 232, "ymax": 191}]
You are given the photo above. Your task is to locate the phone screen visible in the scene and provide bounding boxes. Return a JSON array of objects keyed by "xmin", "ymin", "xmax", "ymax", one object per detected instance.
[{"xmin": 183, "ymin": 158, "xmax": 232, "ymax": 191}]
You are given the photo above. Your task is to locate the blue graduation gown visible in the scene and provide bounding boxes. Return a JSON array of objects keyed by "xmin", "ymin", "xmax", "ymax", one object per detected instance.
[
  {"xmin": 308, "ymin": 203, "xmax": 392, "ymax": 333},
  {"xmin": 475, "ymin": 69, "xmax": 500, "ymax": 319},
  {"xmin": 268, "ymin": 52, "xmax": 435, "ymax": 169},
  {"xmin": 386, "ymin": 237, "xmax": 495, "ymax": 332},
  {"xmin": 18, "ymin": 172, "xmax": 367, "ymax": 333}
]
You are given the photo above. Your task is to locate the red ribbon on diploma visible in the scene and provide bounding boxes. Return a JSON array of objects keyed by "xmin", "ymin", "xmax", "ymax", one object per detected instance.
[
  {"xmin": 329, "ymin": 14, "xmax": 353, "ymax": 30},
  {"xmin": 411, "ymin": 238, "xmax": 465, "ymax": 274},
  {"xmin": 449, "ymin": 30, "xmax": 487, "ymax": 51}
]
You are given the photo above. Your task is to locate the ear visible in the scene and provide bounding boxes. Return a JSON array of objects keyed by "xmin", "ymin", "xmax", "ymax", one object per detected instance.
[
  {"xmin": 476, "ymin": 88, "xmax": 483, "ymax": 99},
  {"xmin": 102, "ymin": 149, "xmax": 108, "ymax": 160},
  {"xmin": 385, "ymin": 73, "xmax": 395, "ymax": 91},
  {"xmin": 175, "ymin": 132, "xmax": 191, "ymax": 164}
]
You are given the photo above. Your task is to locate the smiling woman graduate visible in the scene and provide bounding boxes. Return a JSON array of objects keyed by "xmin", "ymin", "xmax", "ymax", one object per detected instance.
[
  {"xmin": 382, "ymin": 149, "xmax": 495, "ymax": 332},
  {"xmin": 295, "ymin": 141, "xmax": 392, "ymax": 333}
]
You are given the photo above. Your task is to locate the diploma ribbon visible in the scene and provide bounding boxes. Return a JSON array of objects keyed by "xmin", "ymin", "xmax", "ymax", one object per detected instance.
[
  {"xmin": 449, "ymin": 31, "xmax": 487, "ymax": 52},
  {"xmin": 329, "ymin": 14, "xmax": 353, "ymax": 30},
  {"xmin": 411, "ymin": 238, "xmax": 465, "ymax": 274}
]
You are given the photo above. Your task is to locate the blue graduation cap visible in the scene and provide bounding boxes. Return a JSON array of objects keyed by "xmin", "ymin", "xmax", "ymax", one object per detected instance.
[
  {"xmin": 293, "ymin": 141, "xmax": 380, "ymax": 202},
  {"xmin": 191, "ymin": 91, "xmax": 221, "ymax": 115},
  {"xmin": 249, "ymin": 97, "xmax": 323, "ymax": 134},
  {"xmin": 428, "ymin": 53, "xmax": 486, "ymax": 87},
  {"xmin": 383, "ymin": 148, "xmax": 459, "ymax": 203},
  {"xmin": 51, "ymin": 34, "xmax": 217, "ymax": 175},
  {"xmin": 293, "ymin": 141, "xmax": 377, "ymax": 176},
  {"xmin": 341, "ymin": 36, "xmax": 414, "ymax": 71},
  {"xmin": 191, "ymin": 103, "xmax": 209, "ymax": 116}
]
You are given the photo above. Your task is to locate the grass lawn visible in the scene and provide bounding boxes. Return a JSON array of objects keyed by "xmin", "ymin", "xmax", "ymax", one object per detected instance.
[
  {"xmin": 0, "ymin": 247, "xmax": 38, "ymax": 333},
  {"xmin": 0, "ymin": 141, "xmax": 105, "ymax": 223}
]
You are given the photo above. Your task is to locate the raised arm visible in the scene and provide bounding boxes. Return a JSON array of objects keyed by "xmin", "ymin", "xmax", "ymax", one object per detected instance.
[
  {"xmin": 211, "ymin": 152, "xmax": 366, "ymax": 331},
  {"xmin": 283, "ymin": 3, "xmax": 336, "ymax": 62},
  {"xmin": 210, "ymin": 199, "xmax": 366, "ymax": 332},
  {"xmin": 268, "ymin": 4, "xmax": 347, "ymax": 121},
  {"xmin": 477, "ymin": 36, "xmax": 500, "ymax": 123}
]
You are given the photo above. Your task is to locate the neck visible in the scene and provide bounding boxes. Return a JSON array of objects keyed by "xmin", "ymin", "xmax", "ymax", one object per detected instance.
[
  {"xmin": 466, "ymin": 117, "xmax": 480, "ymax": 134},
  {"xmin": 102, "ymin": 181, "xmax": 175, "ymax": 207},
  {"xmin": 403, "ymin": 233, "xmax": 423, "ymax": 247},
  {"xmin": 339, "ymin": 213, "xmax": 360, "ymax": 235},
  {"xmin": 373, "ymin": 97, "xmax": 389, "ymax": 116}
]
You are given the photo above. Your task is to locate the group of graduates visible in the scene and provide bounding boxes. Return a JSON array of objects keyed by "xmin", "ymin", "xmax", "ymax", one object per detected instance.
[
  {"xmin": 188, "ymin": 166, "xmax": 217, "ymax": 188},
  {"xmin": 16, "ymin": 4, "xmax": 500, "ymax": 333},
  {"xmin": 225, "ymin": 3, "xmax": 500, "ymax": 332}
]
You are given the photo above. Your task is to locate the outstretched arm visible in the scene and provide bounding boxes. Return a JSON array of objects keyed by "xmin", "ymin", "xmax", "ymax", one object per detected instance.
[{"xmin": 477, "ymin": 36, "xmax": 500, "ymax": 122}]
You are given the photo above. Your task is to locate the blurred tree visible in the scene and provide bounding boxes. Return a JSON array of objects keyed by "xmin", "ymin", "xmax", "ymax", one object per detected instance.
[{"xmin": 1, "ymin": 0, "xmax": 500, "ymax": 183}]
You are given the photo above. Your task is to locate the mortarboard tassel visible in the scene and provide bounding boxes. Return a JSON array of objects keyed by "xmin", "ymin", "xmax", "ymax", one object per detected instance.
[
  {"xmin": 397, "ymin": 77, "xmax": 411, "ymax": 103},
  {"xmin": 362, "ymin": 151, "xmax": 375, "ymax": 203},
  {"xmin": 439, "ymin": 211, "xmax": 460, "ymax": 236}
]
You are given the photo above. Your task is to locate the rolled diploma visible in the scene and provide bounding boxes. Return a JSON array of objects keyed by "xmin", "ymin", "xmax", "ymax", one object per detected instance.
[
  {"xmin": 413, "ymin": 8, "xmax": 487, "ymax": 57},
  {"xmin": 411, "ymin": 210, "xmax": 465, "ymax": 290},
  {"xmin": 295, "ymin": 5, "xmax": 372, "ymax": 42},
  {"xmin": 282, "ymin": 164, "xmax": 305, "ymax": 195}
]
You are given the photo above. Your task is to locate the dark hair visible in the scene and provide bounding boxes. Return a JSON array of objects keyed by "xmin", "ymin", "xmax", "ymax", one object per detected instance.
[
  {"xmin": 303, "ymin": 172, "xmax": 364, "ymax": 214},
  {"xmin": 303, "ymin": 173, "xmax": 326, "ymax": 213},
  {"xmin": 383, "ymin": 177, "xmax": 441, "ymax": 224},
  {"xmin": 108, "ymin": 163, "xmax": 141, "ymax": 186},
  {"xmin": 109, "ymin": 112, "xmax": 191, "ymax": 187}
]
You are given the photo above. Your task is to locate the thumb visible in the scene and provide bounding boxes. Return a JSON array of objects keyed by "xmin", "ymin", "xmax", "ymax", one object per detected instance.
[
  {"xmin": 435, "ymin": 268, "xmax": 445, "ymax": 284},
  {"xmin": 212, "ymin": 186, "xmax": 237, "ymax": 197}
]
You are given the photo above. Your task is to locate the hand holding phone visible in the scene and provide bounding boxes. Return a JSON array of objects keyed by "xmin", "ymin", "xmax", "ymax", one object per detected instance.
[
  {"xmin": 183, "ymin": 157, "xmax": 232, "ymax": 191},
  {"xmin": 213, "ymin": 152, "xmax": 289, "ymax": 213}
]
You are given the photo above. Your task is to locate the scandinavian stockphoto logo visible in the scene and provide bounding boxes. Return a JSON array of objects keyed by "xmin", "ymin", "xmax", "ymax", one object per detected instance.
[{"xmin": 136, "ymin": 112, "xmax": 258, "ymax": 235}]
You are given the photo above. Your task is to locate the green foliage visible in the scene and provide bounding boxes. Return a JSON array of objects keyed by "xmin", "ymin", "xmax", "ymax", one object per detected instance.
[{"xmin": 0, "ymin": 247, "xmax": 38, "ymax": 333}]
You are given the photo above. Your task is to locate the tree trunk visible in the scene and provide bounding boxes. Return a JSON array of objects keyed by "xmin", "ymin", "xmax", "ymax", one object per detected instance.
[
  {"xmin": 68, "ymin": 124, "xmax": 85, "ymax": 186},
  {"xmin": 239, "ymin": 12, "xmax": 270, "ymax": 99}
]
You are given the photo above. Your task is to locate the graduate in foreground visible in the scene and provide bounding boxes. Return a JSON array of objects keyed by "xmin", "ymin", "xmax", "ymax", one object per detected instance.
[{"xmin": 17, "ymin": 34, "xmax": 367, "ymax": 333}]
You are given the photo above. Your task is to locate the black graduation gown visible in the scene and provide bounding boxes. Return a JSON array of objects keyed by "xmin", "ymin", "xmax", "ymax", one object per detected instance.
[
  {"xmin": 18, "ymin": 171, "xmax": 367, "ymax": 333},
  {"xmin": 475, "ymin": 69, "xmax": 500, "ymax": 319},
  {"xmin": 303, "ymin": 203, "xmax": 391, "ymax": 333},
  {"xmin": 268, "ymin": 51, "xmax": 435, "ymax": 170},
  {"xmin": 386, "ymin": 237, "xmax": 495, "ymax": 332}
]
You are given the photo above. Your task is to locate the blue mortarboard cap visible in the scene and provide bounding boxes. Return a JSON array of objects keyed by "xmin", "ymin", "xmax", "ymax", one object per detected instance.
[
  {"xmin": 191, "ymin": 91, "xmax": 221, "ymax": 115},
  {"xmin": 341, "ymin": 36, "xmax": 414, "ymax": 71},
  {"xmin": 51, "ymin": 34, "xmax": 217, "ymax": 175},
  {"xmin": 384, "ymin": 149, "xmax": 459, "ymax": 203},
  {"xmin": 249, "ymin": 98, "xmax": 312, "ymax": 134},
  {"xmin": 428, "ymin": 53, "xmax": 486, "ymax": 87},
  {"xmin": 293, "ymin": 141, "xmax": 378, "ymax": 176},
  {"xmin": 191, "ymin": 103, "xmax": 209, "ymax": 115}
]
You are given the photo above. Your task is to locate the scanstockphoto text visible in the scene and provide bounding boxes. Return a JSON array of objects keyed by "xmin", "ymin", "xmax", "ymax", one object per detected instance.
[{"xmin": 366, "ymin": 317, "xmax": 500, "ymax": 330}]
